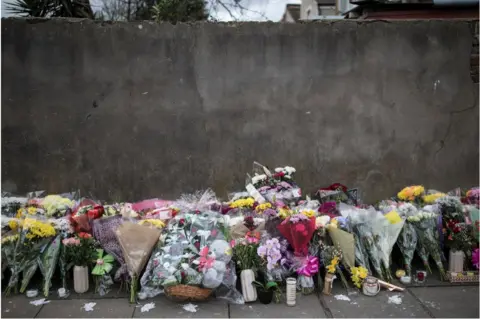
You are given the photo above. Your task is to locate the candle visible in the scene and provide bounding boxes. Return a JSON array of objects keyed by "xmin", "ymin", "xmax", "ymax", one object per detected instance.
[{"xmin": 286, "ymin": 277, "xmax": 296, "ymax": 307}]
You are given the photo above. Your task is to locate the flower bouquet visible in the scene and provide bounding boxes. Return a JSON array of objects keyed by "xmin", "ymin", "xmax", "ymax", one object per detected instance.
[
  {"xmin": 41, "ymin": 195, "xmax": 75, "ymax": 218},
  {"xmin": 277, "ymin": 213, "xmax": 317, "ymax": 294},
  {"xmin": 3, "ymin": 217, "xmax": 56, "ymax": 295},
  {"xmin": 140, "ymin": 209, "xmax": 242, "ymax": 303},
  {"xmin": 37, "ymin": 235, "xmax": 62, "ymax": 296},
  {"xmin": 320, "ymin": 245, "xmax": 342, "ymax": 295},
  {"xmin": 408, "ymin": 211, "xmax": 446, "ymax": 280},
  {"xmin": 115, "ymin": 221, "xmax": 161, "ymax": 303},
  {"xmin": 92, "ymin": 249, "xmax": 115, "ymax": 296},
  {"xmin": 397, "ymin": 185, "xmax": 425, "ymax": 204},
  {"xmin": 257, "ymin": 237, "xmax": 292, "ymax": 282}
]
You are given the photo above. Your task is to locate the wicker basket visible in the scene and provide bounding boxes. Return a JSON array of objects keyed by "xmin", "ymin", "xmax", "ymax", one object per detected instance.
[
  {"xmin": 446, "ymin": 271, "xmax": 479, "ymax": 283},
  {"xmin": 164, "ymin": 285, "xmax": 213, "ymax": 302}
]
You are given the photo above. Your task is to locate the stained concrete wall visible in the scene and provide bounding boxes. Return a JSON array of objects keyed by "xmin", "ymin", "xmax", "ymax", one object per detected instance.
[{"xmin": 2, "ymin": 19, "xmax": 479, "ymax": 203}]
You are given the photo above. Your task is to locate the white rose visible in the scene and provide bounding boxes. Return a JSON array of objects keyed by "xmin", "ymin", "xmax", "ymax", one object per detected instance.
[{"xmin": 275, "ymin": 167, "xmax": 283, "ymax": 173}]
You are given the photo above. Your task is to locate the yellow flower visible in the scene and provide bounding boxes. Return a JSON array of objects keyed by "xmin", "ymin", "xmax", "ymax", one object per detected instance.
[
  {"xmin": 422, "ymin": 193, "xmax": 447, "ymax": 204},
  {"xmin": 398, "ymin": 185, "xmax": 425, "ymax": 201},
  {"xmin": 350, "ymin": 266, "xmax": 368, "ymax": 288},
  {"xmin": 1, "ymin": 234, "xmax": 19, "ymax": 244},
  {"xmin": 15, "ymin": 208, "xmax": 25, "ymax": 219},
  {"xmin": 278, "ymin": 208, "xmax": 293, "ymax": 219},
  {"xmin": 230, "ymin": 198, "xmax": 255, "ymax": 209},
  {"xmin": 27, "ymin": 207, "xmax": 37, "ymax": 215},
  {"xmin": 139, "ymin": 219, "xmax": 165, "ymax": 229},
  {"xmin": 255, "ymin": 202, "xmax": 272, "ymax": 214},
  {"xmin": 329, "ymin": 219, "xmax": 339, "ymax": 228},
  {"xmin": 8, "ymin": 219, "xmax": 22, "ymax": 231},
  {"xmin": 23, "ymin": 218, "xmax": 56, "ymax": 239},
  {"xmin": 302, "ymin": 210, "xmax": 316, "ymax": 218}
]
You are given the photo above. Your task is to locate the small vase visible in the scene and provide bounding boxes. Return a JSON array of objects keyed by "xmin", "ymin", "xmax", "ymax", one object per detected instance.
[
  {"xmin": 73, "ymin": 266, "xmax": 89, "ymax": 294},
  {"xmin": 448, "ymin": 250, "xmax": 464, "ymax": 273},
  {"xmin": 322, "ymin": 273, "xmax": 335, "ymax": 295},
  {"xmin": 258, "ymin": 290, "xmax": 273, "ymax": 304},
  {"xmin": 240, "ymin": 269, "xmax": 257, "ymax": 302}
]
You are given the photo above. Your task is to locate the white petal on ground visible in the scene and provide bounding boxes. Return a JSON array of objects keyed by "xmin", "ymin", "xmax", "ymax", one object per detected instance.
[
  {"xmin": 30, "ymin": 299, "xmax": 50, "ymax": 306},
  {"xmin": 388, "ymin": 295, "xmax": 403, "ymax": 305},
  {"xmin": 82, "ymin": 302, "xmax": 97, "ymax": 311},
  {"xmin": 140, "ymin": 303, "xmax": 155, "ymax": 312},
  {"xmin": 182, "ymin": 303, "xmax": 198, "ymax": 313},
  {"xmin": 334, "ymin": 294, "xmax": 351, "ymax": 301}
]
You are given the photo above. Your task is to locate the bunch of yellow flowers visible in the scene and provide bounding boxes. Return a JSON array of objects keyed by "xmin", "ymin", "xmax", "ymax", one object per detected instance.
[
  {"xmin": 230, "ymin": 198, "xmax": 255, "ymax": 209},
  {"xmin": 23, "ymin": 218, "xmax": 56, "ymax": 240},
  {"xmin": 255, "ymin": 202, "xmax": 272, "ymax": 214},
  {"xmin": 422, "ymin": 193, "xmax": 447, "ymax": 204},
  {"xmin": 1, "ymin": 234, "xmax": 19, "ymax": 244},
  {"xmin": 326, "ymin": 256, "xmax": 339, "ymax": 273},
  {"xmin": 397, "ymin": 185, "xmax": 425, "ymax": 202},
  {"xmin": 350, "ymin": 266, "xmax": 368, "ymax": 288},
  {"xmin": 278, "ymin": 208, "xmax": 294, "ymax": 219}
]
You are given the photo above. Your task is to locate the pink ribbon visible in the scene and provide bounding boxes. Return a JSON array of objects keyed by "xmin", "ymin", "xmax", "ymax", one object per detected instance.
[{"xmin": 297, "ymin": 256, "xmax": 319, "ymax": 277}]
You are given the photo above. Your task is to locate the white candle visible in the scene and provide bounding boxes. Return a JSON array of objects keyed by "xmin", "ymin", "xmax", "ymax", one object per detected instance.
[{"xmin": 286, "ymin": 277, "xmax": 297, "ymax": 307}]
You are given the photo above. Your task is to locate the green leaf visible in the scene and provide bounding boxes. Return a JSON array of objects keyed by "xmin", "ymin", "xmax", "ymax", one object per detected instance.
[
  {"xmin": 96, "ymin": 249, "xmax": 104, "ymax": 259},
  {"xmin": 265, "ymin": 282, "xmax": 278, "ymax": 290},
  {"xmin": 252, "ymin": 281, "xmax": 264, "ymax": 289}
]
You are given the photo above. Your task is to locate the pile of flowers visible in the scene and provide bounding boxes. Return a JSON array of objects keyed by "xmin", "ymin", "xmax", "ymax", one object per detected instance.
[{"xmin": 1, "ymin": 164, "xmax": 479, "ymax": 305}]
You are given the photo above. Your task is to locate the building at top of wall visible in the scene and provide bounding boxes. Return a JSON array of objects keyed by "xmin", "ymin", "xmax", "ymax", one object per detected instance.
[{"xmin": 345, "ymin": 0, "xmax": 479, "ymax": 19}]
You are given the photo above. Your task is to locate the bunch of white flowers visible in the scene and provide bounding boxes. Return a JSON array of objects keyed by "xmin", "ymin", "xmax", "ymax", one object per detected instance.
[
  {"xmin": 252, "ymin": 174, "xmax": 267, "ymax": 185},
  {"xmin": 407, "ymin": 211, "xmax": 436, "ymax": 222},
  {"xmin": 397, "ymin": 203, "xmax": 418, "ymax": 217},
  {"xmin": 274, "ymin": 166, "xmax": 297, "ymax": 179}
]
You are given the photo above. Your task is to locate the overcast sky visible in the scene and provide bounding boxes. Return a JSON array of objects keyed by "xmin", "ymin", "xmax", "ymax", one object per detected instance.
[{"xmin": 1, "ymin": 0, "xmax": 301, "ymax": 21}]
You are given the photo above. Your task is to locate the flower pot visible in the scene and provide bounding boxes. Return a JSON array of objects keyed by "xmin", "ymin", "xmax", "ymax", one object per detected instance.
[
  {"xmin": 449, "ymin": 250, "xmax": 464, "ymax": 273},
  {"xmin": 73, "ymin": 266, "xmax": 89, "ymax": 294},
  {"xmin": 258, "ymin": 289, "xmax": 273, "ymax": 304},
  {"xmin": 240, "ymin": 269, "xmax": 257, "ymax": 302}
]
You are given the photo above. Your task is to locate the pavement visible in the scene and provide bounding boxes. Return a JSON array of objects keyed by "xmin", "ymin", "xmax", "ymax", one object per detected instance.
[{"xmin": 1, "ymin": 282, "xmax": 478, "ymax": 318}]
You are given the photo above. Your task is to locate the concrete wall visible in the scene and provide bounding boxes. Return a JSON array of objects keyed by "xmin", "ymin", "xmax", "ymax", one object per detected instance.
[{"xmin": 2, "ymin": 19, "xmax": 479, "ymax": 203}]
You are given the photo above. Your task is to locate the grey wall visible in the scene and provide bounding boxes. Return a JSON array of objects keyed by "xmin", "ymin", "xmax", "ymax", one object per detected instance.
[{"xmin": 2, "ymin": 19, "xmax": 479, "ymax": 203}]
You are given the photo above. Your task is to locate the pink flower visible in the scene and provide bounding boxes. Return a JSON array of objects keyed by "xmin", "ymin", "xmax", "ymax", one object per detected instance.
[
  {"xmin": 230, "ymin": 240, "xmax": 236, "ymax": 248},
  {"xmin": 198, "ymin": 247, "xmax": 215, "ymax": 271}
]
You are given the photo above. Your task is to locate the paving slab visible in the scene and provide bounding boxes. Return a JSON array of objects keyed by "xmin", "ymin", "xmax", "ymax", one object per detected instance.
[
  {"xmin": 321, "ymin": 284, "xmax": 430, "ymax": 318},
  {"xmin": 35, "ymin": 298, "xmax": 136, "ymax": 318},
  {"xmin": 1, "ymin": 295, "xmax": 44, "ymax": 318},
  {"xmin": 133, "ymin": 296, "xmax": 228, "ymax": 318},
  {"xmin": 229, "ymin": 293, "xmax": 326, "ymax": 318},
  {"xmin": 409, "ymin": 286, "xmax": 480, "ymax": 318}
]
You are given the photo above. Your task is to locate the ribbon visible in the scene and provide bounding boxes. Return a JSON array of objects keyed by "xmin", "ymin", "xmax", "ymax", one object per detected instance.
[{"xmin": 296, "ymin": 255, "xmax": 319, "ymax": 277}]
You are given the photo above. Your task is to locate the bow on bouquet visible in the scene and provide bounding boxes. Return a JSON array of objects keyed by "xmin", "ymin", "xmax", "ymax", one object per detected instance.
[{"xmin": 277, "ymin": 213, "xmax": 317, "ymax": 294}]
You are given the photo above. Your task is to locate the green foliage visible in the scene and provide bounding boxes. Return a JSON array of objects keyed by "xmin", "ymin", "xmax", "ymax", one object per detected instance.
[
  {"xmin": 65, "ymin": 238, "xmax": 97, "ymax": 267},
  {"xmin": 5, "ymin": 0, "xmax": 94, "ymax": 18},
  {"xmin": 252, "ymin": 280, "xmax": 278, "ymax": 291},
  {"xmin": 151, "ymin": 0, "xmax": 208, "ymax": 23},
  {"xmin": 233, "ymin": 243, "xmax": 260, "ymax": 271}
]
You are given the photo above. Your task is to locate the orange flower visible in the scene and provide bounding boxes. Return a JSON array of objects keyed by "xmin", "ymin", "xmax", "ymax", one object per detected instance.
[{"xmin": 78, "ymin": 232, "xmax": 92, "ymax": 239}]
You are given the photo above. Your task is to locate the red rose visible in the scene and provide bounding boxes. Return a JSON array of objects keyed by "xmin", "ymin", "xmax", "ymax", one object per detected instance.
[
  {"xmin": 179, "ymin": 218, "xmax": 185, "ymax": 226},
  {"xmin": 274, "ymin": 172, "xmax": 285, "ymax": 178},
  {"xmin": 87, "ymin": 205, "xmax": 104, "ymax": 220},
  {"xmin": 454, "ymin": 226, "xmax": 461, "ymax": 233}
]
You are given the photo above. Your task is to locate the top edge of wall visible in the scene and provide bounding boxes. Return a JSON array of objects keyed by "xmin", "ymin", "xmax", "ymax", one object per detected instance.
[{"xmin": 0, "ymin": 17, "xmax": 477, "ymax": 26}]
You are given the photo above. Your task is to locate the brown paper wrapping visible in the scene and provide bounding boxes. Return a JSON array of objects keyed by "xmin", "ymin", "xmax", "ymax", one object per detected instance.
[
  {"xmin": 230, "ymin": 220, "xmax": 265, "ymax": 240},
  {"xmin": 115, "ymin": 222, "xmax": 161, "ymax": 276},
  {"xmin": 327, "ymin": 227, "xmax": 355, "ymax": 269}
]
